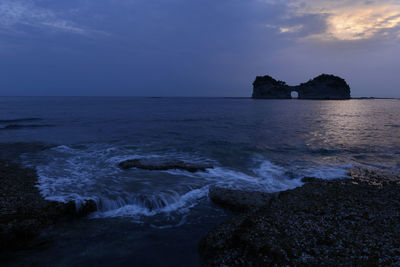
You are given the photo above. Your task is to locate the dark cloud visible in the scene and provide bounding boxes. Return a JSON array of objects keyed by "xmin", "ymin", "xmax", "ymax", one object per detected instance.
[{"xmin": 0, "ymin": 0, "xmax": 399, "ymax": 97}]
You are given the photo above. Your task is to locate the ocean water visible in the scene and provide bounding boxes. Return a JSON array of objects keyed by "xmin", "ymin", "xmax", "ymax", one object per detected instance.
[{"xmin": 1, "ymin": 97, "xmax": 399, "ymax": 265}]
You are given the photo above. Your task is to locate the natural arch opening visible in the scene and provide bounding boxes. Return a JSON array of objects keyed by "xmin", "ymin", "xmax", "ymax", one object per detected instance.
[{"xmin": 291, "ymin": 91, "xmax": 299, "ymax": 99}]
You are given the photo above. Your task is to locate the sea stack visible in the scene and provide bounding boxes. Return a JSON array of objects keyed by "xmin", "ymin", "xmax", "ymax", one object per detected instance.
[{"xmin": 252, "ymin": 74, "xmax": 351, "ymax": 100}]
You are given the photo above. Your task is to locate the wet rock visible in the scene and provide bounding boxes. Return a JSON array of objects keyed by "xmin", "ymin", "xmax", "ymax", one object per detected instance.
[
  {"xmin": 200, "ymin": 168, "xmax": 400, "ymax": 266},
  {"xmin": 76, "ymin": 200, "xmax": 97, "ymax": 217},
  {"xmin": 119, "ymin": 158, "xmax": 213, "ymax": 172},
  {"xmin": 301, "ymin": 176, "xmax": 325, "ymax": 183},
  {"xmin": 209, "ymin": 186, "xmax": 276, "ymax": 212},
  {"xmin": 252, "ymin": 74, "xmax": 351, "ymax": 100},
  {"xmin": 0, "ymin": 160, "xmax": 97, "ymax": 251}
]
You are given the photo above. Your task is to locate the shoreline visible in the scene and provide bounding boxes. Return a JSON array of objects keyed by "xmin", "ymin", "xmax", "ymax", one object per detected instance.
[
  {"xmin": 1, "ymin": 148, "xmax": 399, "ymax": 265},
  {"xmin": 0, "ymin": 160, "xmax": 96, "ymax": 254},
  {"xmin": 200, "ymin": 168, "xmax": 400, "ymax": 265}
]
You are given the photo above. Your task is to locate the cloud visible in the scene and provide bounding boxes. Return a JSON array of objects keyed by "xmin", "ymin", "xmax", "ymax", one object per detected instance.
[
  {"xmin": 268, "ymin": 0, "xmax": 400, "ymax": 42},
  {"xmin": 0, "ymin": 1, "xmax": 99, "ymax": 35},
  {"xmin": 279, "ymin": 25, "xmax": 303, "ymax": 33}
]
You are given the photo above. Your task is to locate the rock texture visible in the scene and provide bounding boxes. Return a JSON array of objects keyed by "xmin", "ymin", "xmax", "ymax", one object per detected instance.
[
  {"xmin": 119, "ymin": 158, "xmax": 213, "ymax": 172},
  {"xmin": 209, "ymin": 186, "xmax": 276, "ymax": 212},
  {"xmin": 200, "ymin": 168, "xmax": 400, "ymax": 266},
  {"xmin": 252, "ymin": 74, "xmax": 351, "ymax": 100},
  {"xmin": 0, "ymin": 160, "xmax": 97, "ymax": 251},
  {"xmin": 252, "ymin": 76, "xmax": 290, "ymax": 99}
]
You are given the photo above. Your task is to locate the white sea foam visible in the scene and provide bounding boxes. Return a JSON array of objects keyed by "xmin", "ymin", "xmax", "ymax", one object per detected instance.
[
  {"xmin": 296, "ymin": 164, "xmax": 351, "ymax": 179},
  {"xmin": 52, "ymin": 145, "xmax": 76, "ymax": 152},
  {"xmin": 27, "ymin": 144, "xmax": 351, "ymax": 221},
  {"xmin": 90, "ymin": 186, "xmax": 209, "ymax": 219},
  {"xmin": 163, "ymin": 159, "xmax": 350, "ymax": 193}
]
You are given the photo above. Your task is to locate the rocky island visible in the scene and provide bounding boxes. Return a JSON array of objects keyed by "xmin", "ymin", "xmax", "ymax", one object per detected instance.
[{"xmin": 252, "ymin": 74, "xmax": 351, "ymax": 100}]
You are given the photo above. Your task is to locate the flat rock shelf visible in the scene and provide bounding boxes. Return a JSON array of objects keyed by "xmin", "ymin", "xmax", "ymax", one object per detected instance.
[{"xmin": 200, "ymin": 168, "xmax": 400, "ymax": 266}]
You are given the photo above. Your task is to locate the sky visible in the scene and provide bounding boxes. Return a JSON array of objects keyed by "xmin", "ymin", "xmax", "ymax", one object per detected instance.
[{"xmin": 0, "ymin": 0, "xmax": 399, "ymax": 97}]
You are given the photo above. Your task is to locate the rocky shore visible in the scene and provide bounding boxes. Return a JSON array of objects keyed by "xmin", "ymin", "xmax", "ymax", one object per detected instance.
[
  {"xmin": 0, "ymin": 160, "xmax": 96, "ymax": 252},
  {"xmin": 119, "ymin": 158, "xmax": 213, "ymax": 172},
  {"xmin": 200, "ymin": 168, "xmax": 400, "ymax": 266}
]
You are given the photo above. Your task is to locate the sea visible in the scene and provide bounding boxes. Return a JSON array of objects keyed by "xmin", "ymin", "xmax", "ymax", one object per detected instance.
[{"xmin": 1, "ymin": 97, "xmax": 399, "ymax": 266}]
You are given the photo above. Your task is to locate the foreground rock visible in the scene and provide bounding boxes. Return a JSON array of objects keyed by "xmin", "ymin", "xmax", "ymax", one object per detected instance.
[
  {"xmin": 209, "ymin": 186, "xmax": 276, "ymax": 212},
  {"xmin": 119, "ymin": 158, "xmax": 213, "ymax": 172},
  {"xmin": 252, "ymin": 74, "xmax": 351, "ymax": 100},
  {"xmin": 0, "ymin": 160, "xmax": 96, "ymax": 251},
  {"xmin": 200, "ymin": 168, "xmax": 400, "ymax": 266}
]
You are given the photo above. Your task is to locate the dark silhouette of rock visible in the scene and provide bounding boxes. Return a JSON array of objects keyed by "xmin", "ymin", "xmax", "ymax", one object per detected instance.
[
  {"xmin": 252, "ymin": 75, "xmax": 290, "ymax": 99},
  {"xmin": 252, "ymin": 74, "xmax": 351, "ymax": 100},
  {"xmin": 0, "ymin": 160, "xmax": 97, "ymax": 251},
  {"xmin": 199, "ymin": 168, "xmax": 400, "ymax": 266},
  {"xmin": 119, "ymin": 158, "xmax": 213, "ymax": 172}
]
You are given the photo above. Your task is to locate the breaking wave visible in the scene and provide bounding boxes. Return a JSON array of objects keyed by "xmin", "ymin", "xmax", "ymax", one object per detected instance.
[
  {"xmin": 90, "ymin": 186, "xmax": 209, "ymax": 219},
  {"xmin": 0, "ymin": 117, "xmax": 52, "ymax": 130},
  {"xmin": 0, "ymin": 117, "xmax": 42, "ymax": 123},
  {"xmin": 24, "ymin": 144, "xmax": 351, "ymax": 221},
  {"xmin": 0, "ymin": 124, "xmax": 54, "ymax": 130}
]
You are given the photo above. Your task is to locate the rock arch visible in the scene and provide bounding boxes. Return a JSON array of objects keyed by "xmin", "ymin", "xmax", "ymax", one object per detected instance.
[{"xmin": 252, "ymin": 74, "xmax": 351, "ymax": 100}]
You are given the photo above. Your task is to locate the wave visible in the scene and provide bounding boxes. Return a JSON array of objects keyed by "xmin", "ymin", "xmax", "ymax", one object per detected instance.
[
  {"xmin": 31, "ymin": 144, "xmax": 213, "ymax": 218},
  {"xmin": 0, "ymin": 118, "xmax": 42, "ymax": 123},
  {"xmin": 91, "ymin": 186, "xmax": 209, "ymax": 218},
  {"xmin": 27, "ymin": 143, "xmax": 351, "ymax": 221},
  {"xmin": 0, "ymin": 124, "xmax": 54, "ymax": 130},
  {"xmin": 151, "ymin": 118, "xmax": 214, "ymax": 123},
  {"xmin": 295, "ymin": 164, "xmax": 351, "ymax": 180}
]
